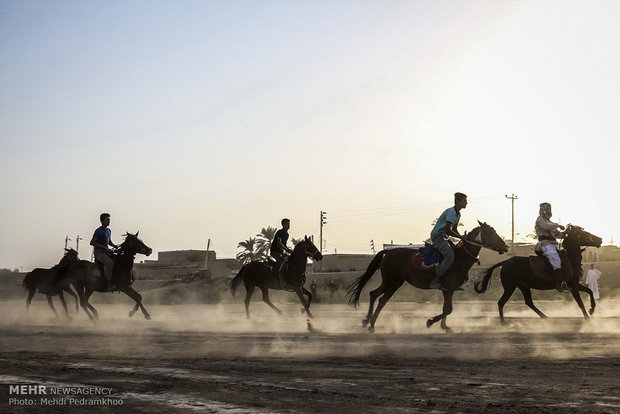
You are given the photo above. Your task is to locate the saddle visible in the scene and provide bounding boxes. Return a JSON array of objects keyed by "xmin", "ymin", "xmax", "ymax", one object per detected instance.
[
  {"xmin": 412, "ymin": 243, "xmax": 444, "ymax": 273},
  {"xmin": 528, "ymin": 250, "xmax": 573, "ymax": 282}
]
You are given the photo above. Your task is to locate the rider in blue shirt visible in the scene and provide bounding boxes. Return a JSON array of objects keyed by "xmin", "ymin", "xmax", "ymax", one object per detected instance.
[
  {"xmin": 90, "ymin": 213, "xmax": 118, "ymax": 289},
  {"xmin": 429, "ymin": 193, "xmax": 467, "ymax": 290}
]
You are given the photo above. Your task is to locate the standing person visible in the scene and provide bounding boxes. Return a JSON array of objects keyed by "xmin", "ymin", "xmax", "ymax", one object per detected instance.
[
  {"xmin": 533, "ymin": 202, "xmax": 568, "ymax": 292},
  {"xmin": 270, "ymin": 218, "xmax": 293, "ymax": 289},
  {"xmin": 328, "ymin": 279, "xmax": 338, "ymax": 299},
  {"xmin": 429, "ymin": 193, "xmax": 467, "ymax": 290},
  {"xmin": 585, "ymin": 264, "xmax": 602, "ymax": 299},
  {"xmin": 310, "ymin": 279, "xmax": 318, "ymax": 301},
  {"xmin": 90, "ymin": 213, "xmax": 118, "ymax": 289}
]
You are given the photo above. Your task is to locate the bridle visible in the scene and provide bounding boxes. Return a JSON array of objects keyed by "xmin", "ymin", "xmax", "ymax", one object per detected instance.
[{"xmin": 460, "ymin": 227, "xmax": 501, "ymax": 258}]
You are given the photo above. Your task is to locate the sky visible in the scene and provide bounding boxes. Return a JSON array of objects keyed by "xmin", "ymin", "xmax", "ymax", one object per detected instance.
[{"xmin": 0, "ymin": 0, "xmax": 618, "ymax": 271}]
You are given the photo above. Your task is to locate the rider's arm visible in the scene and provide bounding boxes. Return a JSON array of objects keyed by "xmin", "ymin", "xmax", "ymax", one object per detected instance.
[
  {"xmin": 444, "ymin": 222, "xmax": 464, "ymax": 239},
  {"xmin": 277, "ymin": 237, "xmax": 293, "ymax": 254}
]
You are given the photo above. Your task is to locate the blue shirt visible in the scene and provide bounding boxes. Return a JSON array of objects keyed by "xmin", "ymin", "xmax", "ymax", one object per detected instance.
[
  {"xmin": 431, "ymin": 207, "xmax": 461, "ymax": 238},
  {"xmin": 92, "ymin": 226, "xmax": 112, "ymax": 252}
]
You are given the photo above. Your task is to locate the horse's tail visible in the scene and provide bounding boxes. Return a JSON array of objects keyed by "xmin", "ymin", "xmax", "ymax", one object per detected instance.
[
  {"xmin": 474, "ymin": 260, "xmax": 509, "ymax": 293},
  {"xmin": 346, "ymin": 250, "xmax": 386, "ymax": 308},
  {"xmin": 22, "ymin": 271, "xmax": 35, "ymax": 291},
  {"xmin": 230, "ymin": 265, "xmax": 247, "ymax": 296}
]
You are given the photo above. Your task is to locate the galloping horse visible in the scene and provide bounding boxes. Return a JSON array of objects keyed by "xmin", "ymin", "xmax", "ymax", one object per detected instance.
[
  {"xmin": 348, "ymin": 221, "xmax": 508, "ymax": 333},
  {"xmin": 63, "ymin": 232, "xmax": 153, "ymax": 320},
  {"xmin": 23, "ymin": 248, "xmax": 80, "ymax": 317},
  {"xmin": 475, "ymin": 224, "xmax": 602, "ymax": 324},
  {"xmin": 231, "ymin": 236, "xmax": 323, "ymax": 319}
]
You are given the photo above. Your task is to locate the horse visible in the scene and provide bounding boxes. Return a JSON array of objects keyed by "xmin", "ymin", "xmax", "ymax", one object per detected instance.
[
  {"xmin": 347, "ymin": 221, "xmax": 509, "ymax": 333},
  {"xmin": 230, "ymin": 236, "xmax": 323, "ymax": 319},
  {"xmin": 22, "ymin": 248, "xmax": 80, "ymax": 317},
  {"xmin": 63, "ymin": 232, "xmax": 153, "ymax": 320},
  {"xmin": 474, "ymin": 224, "xmax": 602, "ymax": 324}
]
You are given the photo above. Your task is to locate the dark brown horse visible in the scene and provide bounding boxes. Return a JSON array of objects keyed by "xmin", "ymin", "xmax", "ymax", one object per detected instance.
[
  {"xmin": 348, "ymin": 222, "xmax": 509, "ymax": 333},
  {"xmin": 474, "ymin": 224, "xmax": 602, "ymax": 324},
  {"xmin": 22, "ymin": 248, "xmax": 80, "ymax": 317},
  {"xmin": 231, "ymin": 236, "xmax": 323, "ymax": 319},
  {"xmin": 63, "ymin": 232, "xmax": 153, "ymax": 320}
]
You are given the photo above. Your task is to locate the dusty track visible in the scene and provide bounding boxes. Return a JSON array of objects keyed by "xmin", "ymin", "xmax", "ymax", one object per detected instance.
[{"xmin": 1, "ymin": 300, "xmax": 619, "ymax": 413}]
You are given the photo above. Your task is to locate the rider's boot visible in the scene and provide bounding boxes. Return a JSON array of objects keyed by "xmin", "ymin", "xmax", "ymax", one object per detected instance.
[{"xmin": 553, "ymin": 269, "xmax": 569, "ymax": 292}]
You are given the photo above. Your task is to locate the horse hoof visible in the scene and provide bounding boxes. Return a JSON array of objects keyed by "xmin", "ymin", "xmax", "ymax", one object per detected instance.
[
  {"xmin": 368, "ymin": 326, "xmax": 375, "ymax": 334},
  {"xmin": 426, "ymin": 319, "xmax": 433, "ymax": 328},
  {"xmin": 444, "ymin": 328, "xmax": 454, "ymax": 334},
  {"xmin": 145, "ymin": 314, "xmax": 151, "ymax": 320},
  {"xmin": 589, "ymin": 309, "xmax": 594, "ymax": 315},
  {"xmin": 128, "ymin": 311, "xmax": 135, "ymax": 318},
  {"xmin": 361, "ymin": 319, "xmax": 368, "ymax": 327}
]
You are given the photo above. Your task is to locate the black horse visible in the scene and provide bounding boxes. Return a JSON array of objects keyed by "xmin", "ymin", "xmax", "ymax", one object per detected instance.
[
  {"xmin": 231, "ymin": 236, "xmax": 323, "ymax": 319},
  {"xmin": 63, "ymin": 232, "xmax": 153, "ymax": 320},
  {"xmin": 474, "ymin": 224, "xmax": 602, "ymax": 324},
  {"xmin": 348, "ymin": 221, "xmax": 509, "ymax": 333},
  {"xmin": 23, "ymin": 248, "xmax": 80, "ymax": 317}
]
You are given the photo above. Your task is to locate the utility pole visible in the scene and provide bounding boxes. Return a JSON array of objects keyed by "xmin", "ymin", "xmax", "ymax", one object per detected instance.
[
  {"xmin": 64, "ymin": 235, "xmax": 71, "ymax": 250},
  {"xmin": 75, "ymin": 235, "xmax": 83, "ymax": 253},
  {"xmin": 320, "ymin": 211, "xmax": 327, "ymax": 253},
  {"xmin": 320, "ymin": 211, "xmax": 326, "ymax": 272},
  {"xmin": 204, "ymin": 239, "xmax": 211, "ymax": 269},
  {"xmin": 370, "ymin": 239, "xmax": 375, "ymax": 254},
  {"xmin": 505, "ymin": 194, "xmax": 518, "ymax": 253}
]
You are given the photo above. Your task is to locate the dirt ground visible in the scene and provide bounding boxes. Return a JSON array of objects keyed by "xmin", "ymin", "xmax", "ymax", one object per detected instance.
[{"xmin": 1, "ymin": 299, "xmax": 619, "ymax": 413}]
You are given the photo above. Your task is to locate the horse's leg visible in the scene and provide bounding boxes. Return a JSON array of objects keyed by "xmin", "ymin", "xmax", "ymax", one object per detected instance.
[
  {"xmin": 569, "ymin": 287, "xmax": 590, "ymax": 320},
  {"xmin": 497, "ymin": 283, "xmax": 517, "ymax": 325},
  {"xmin": 363, "ymin": 285, "xmax": 385, "ymax": 327},
  {"xmin": 302, "ymin": 287, "xmax": 313, "ymax": 310},
  {"xmin": 243, "ymin": 283, "xmax": 255, "ymax": 319},
  {"xmin": 295, "ymin": 287, "xmax": 313, "ymax": 318},
  {"xmin": 46, "ymin": 295, "xmax": 59, "ymax": 316},
  {"xmin": 260, "ymin": 287, "xmax": 283, "ymax": 316},
  {"xmin": 368, "ymin": 282, "xmax": 402, "ymax": 333},
  {"xmin": 84, "ymin": 289, "xmax": 99, "ymax": 320},
  {"xmin": 427, "ymin": 290, "xmax": 455, "ymax": 333},
  {"xmin": 121, "ymin": 287, "xmax": 150, "ymax": 320},
  {"xmin": 57, "ymin": 291, "xmax": 71, "ymax": 318},
  {"xmin": 577, "ymin": 284, "xmax": 595, "ymax": 315},
  {"xmin": 63, "ymin": 287, "xmax": 79, "ymax": 313},
  {"xmin": 25, "ymin": 289, "xmax": 35, "ymax": 312},
  {"xmin": 73, "ymin": 281, "xmax": 95, "ymax": 320},
  {"xmin": 519, "ymin": 287, "xmax": 547, "ymax": 320}
]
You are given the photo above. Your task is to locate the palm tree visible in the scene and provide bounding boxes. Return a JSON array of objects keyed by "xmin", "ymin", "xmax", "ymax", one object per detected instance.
[
  {"xmin": 255, "ymin": 226, "xmax": 277, "ymax": 258},
  {"xmin": 236, "ymin": 237, "xmax": 261, "ymax": 264}
]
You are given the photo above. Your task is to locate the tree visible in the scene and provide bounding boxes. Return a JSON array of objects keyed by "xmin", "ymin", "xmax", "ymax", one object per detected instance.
[
  {"xmin": 255, "ymin": 226, "xmax": 277, "ymax": 258},
  {"xmin": 236, "ymin": 237, "xmax": 261, "ymax": 264}
]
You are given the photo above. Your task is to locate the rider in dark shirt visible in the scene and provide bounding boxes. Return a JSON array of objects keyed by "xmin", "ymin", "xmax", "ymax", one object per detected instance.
[
  {"xmin": 90, "ymin": 213, "xmax": 118, "ymax": 290},
  {"xmin": 270, "ymin": 218, "xmax": 293, "ymax": 289}
]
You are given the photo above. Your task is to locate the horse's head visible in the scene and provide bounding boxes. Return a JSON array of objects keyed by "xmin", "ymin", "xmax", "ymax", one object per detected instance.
[
  {"xmin": 471, "ymin": 221, "xmax": 509, "ymax": 254},
  {"xmin": 564, "ymin": 224, "xmax": 602, "ymax": 248},
  {"xmin": 121, "ymin": 231, "xmax": 153, "ymax": 256},
  {"xmin": 59, "ymin": 248, "xmax": 80, "ymax": 267},
  {"xmin": 296, "ymin": 236, "xmax": 323, "ymax": 261}
]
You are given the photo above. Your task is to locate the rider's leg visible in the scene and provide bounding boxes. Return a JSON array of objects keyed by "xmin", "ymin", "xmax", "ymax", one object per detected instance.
[
  {"xmin": 431, "ymin": 236, "xmax": 454, "ymax": 290},
  {"xmin": 542, "ymin": 245, "xmax": 567, "ymax": 292},
  {"xmin": 272, "ymin": 251, "xmax": 289, "ymax": 289},
  {"xmin": 95, "ymin": 251, "xmax": 115, "ymax": 289}
]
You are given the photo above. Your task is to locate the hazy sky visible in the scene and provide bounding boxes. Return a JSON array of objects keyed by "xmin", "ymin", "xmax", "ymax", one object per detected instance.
[{"xmin": 1, "ymin": 0, "xmax": 618, "ymax": 270}]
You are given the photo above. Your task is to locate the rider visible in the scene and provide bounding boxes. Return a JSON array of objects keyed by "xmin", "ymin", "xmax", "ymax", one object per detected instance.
[
  {"xmin": 534, "ymin": 202, "xmax": 568, "ymax": 292},
  {"xmin": 270, "ymin": 218, "xmax": 293, "ymax": 290},
  {"xmin": 429, "ymin": 193, "xmax": 467, "ymax": 290},
  {"xmin": 90, "ymin": 213, "xmax": 118, "ymax": 289}
]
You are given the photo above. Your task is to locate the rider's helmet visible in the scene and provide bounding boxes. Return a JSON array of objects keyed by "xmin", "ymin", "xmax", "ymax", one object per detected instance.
[{"xmin": 539, "ymin": 202, "xmax": 552, "ymax": 219}]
